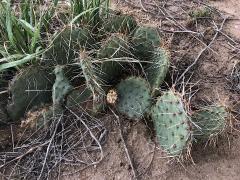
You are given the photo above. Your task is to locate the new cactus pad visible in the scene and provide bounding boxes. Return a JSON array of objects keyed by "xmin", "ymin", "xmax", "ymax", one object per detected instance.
[{"xmin": 52, "ymin": 66, "xmax": 73, "ymax": 110}]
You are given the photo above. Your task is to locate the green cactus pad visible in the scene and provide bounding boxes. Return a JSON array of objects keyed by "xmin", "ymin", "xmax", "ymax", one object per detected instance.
[
  {"xmin": 145, "ymin": 48, "xmax": 170, "ymax": 95},
  {"xmin": 98, "ymin": 34, "xmax": 131, "ymax": 59},
  {"xmin": 42, "ymin": 27, "xmax": 95, "ymax": 66},
  {"xmin": 192, "ymin": 106, "xmax": 228, "ymax": 139},
  {"xmin": 151, "ymin": 90, "xmax": 191, "ymax": 156},
  {"xmin": 53, "ymin": 66, "xmax": 73, "ymax": 110},
  {"xmin": 132, "ymin": 26, "xmax": 161, "ymax": 59},
  {"xmin": 97, "ymin": 34, "xmax": 131, "ymax": 84},
  {"xmin": 103, "ymin": 15, "xmax": 137, "ymax": 34},
  {"xmin": 7, "ymin": 66, "xmax": 54, "ymax": 121},
  {"xmin": 116, "ymin": 77, "xmax": 151, "ymax": 119}
]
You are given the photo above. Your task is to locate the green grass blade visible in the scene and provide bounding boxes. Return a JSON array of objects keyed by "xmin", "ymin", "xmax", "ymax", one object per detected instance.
[
  {"xmin": 0, "ymin": 49, "xmax": 43, "ymax": 71},
  {"xmin": 18, "ymin": 19, "xmax": 35, "ymax": 36},
  {"xmin": 71, "ymin": 7, "xmax": 99, "ymax": 24},
  {"xmin": 5, "ymin": 1, "xmax": 15, "ymax": 48},
  {"xmin": 0, "ymin": 54, "xmax": 25, "ymax": 63},
  {"xmin": 30, "ymin": 22, "xmax": 41, "ymax": 53}
]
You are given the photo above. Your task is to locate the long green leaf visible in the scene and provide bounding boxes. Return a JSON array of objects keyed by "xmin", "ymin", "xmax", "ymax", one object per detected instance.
[
  {"xmin": 5, "ymin": 1, "xmax": 15, "ymax": 48},
  {"xmin": 30, "ymin": 22, "xmax": 41, "ymax": 53},
  {"xmin": 71, "ymin": 7, "xmax": 99, "ymax": 24},
  {"xmin": 0, "ymin": 49, "xmax": 43, "ymax": 71},
  {"xmin": 0, "ymin": 54, "xmax": 24, "ymax": 63},
  {"xmin": 18, "ymin": 19, "xmax": 35, "ymax": 36}
]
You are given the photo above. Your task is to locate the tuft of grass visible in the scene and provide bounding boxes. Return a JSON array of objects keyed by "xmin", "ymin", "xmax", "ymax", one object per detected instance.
[
  {"xmin": 0, "ymin": 0, "xmax": 60, "ymax": 71},
  {"xmin": 0, "ymin": 0, "xmax": 110, "ymax": 72}
]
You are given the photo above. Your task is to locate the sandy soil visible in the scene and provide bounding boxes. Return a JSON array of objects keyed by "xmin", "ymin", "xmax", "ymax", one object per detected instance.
[{"xmin": 210, "ymin": 0, "xmax": 240, "ymax": 40}]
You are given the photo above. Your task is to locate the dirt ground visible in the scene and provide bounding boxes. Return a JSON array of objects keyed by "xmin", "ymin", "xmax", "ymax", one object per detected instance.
[{"xmin": 61, "ymin": 0, "xmax": 240, "ymax": 179}]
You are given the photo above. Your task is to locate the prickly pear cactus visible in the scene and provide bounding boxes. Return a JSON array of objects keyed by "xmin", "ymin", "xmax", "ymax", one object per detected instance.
[
  {"xmin": 42, "ymin": 27, "xmax": 95, "ymax": 66},
  {"xmin": 115, "ymin": 77, "xmax": 152, "ymax": 119},
  {"xmin": 21, "ymin": 66, "xmax": 74, "ymax": 130},
  {"xmin": 0, "ymin": 78, "xmax": 8, "ymax": 124},
  {"xmin": 7, "ymin": 66, "xmax": 54, "ymax": 121},
  {"xmin": 145, "ymin": 48, "xmax": 170, "ymax": 95},
  {"xmin": 192, "ymin": 106, "xmax": 228, "ymax": 139},
  {"xmin": 52, "ymin": 66, "xmax": 73, "ymax": 111},
  {"xmin": 132, "ymin": 26, "xmax": 161, "ymax": 59},
  {"xmin": 151, "ymin": 90, "xmax": 192, "ymax": 156},
  {"xmin": 103, "ymin": 14, "xmax": 137, "ymax": 34}
]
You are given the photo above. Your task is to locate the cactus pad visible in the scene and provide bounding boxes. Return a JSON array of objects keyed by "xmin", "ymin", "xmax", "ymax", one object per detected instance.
[
  {"xmin": 116, "ymin": 77, "xmax": 151, "ymax": 119},
  {"xmin": 145, "ymin": 48, "xmax": 170, "ymax": 95},
  {"xmin": 103, "ymin": 15, "xmax": 137, "ymax": 34},
  {"xmin": 7, "ymin": 66, "xmax": 54, "ymax": 121},
  {"xmin": 53, "ymin": 66, "xmax": 73, "ymax": 110},
  {"xmin": 97, "ymin": 34, "xmax": 131, "ymax": 84},
  {"xmin": 192, "ymin": 106, "xmax": 228, "ymax": 139},
  {"xmin": 98, "ymin": 34, "xmax": 130, "ymax": 59},
  {"xmin": 151, "ymin": 90, "xmax": 191, "ymax": 156},
  {"xmin": 132, "ymin": 26, "xmax": 161, "ymax": 59},
  {"xmin": 42, "ymin": 27, "xmax": 95, "ymax": 66}
]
